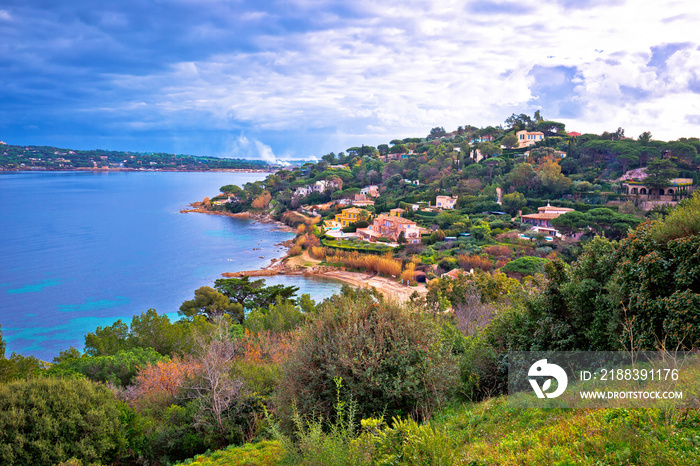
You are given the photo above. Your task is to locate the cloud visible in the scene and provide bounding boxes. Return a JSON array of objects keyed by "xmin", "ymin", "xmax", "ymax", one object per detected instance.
[
  {"xmin": 224, "ymin": 133, "xmax": 282, "ymax": 164},
  {"xmin": 1, "ymin": 0, "xmax": 700, "ymax": 156}
]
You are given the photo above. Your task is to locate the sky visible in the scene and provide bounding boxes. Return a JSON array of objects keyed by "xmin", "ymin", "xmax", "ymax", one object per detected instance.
[{"xmin": 1, "ymin": 0, "xmax": 699, "ymax": 162}]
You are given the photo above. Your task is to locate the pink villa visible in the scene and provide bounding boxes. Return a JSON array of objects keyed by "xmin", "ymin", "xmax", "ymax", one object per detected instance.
[
  {"xmin": 357, "ymin": 214, "xmax": 421, "ymax": 244},
  {"xmin": 516, "ymin": 130, "xmax": 544, "ymax": 148}
]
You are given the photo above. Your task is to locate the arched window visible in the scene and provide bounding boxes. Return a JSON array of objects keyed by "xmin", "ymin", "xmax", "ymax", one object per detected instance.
[
  {"xmin": 668, "ymin": 189, "xmax": 674, "ymax": 194},
  {"xmin": 640, "ymin": 188, "xmax": 647, "ymax": 195}
]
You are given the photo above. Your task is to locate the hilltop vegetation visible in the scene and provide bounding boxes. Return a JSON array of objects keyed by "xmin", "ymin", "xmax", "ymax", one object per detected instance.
[{"xmin": 209, "ymin": 113, "xmax": 698, "ymax": 284}]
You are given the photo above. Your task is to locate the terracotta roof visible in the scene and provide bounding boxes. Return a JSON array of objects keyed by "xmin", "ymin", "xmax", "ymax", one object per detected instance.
[
  {"xmin": 521, "ymin": 213, "xmax": 561, "ymax": 220},
  {"xmin": 376, "ymin": 214, "xmax": 417, "ymax": 225}
]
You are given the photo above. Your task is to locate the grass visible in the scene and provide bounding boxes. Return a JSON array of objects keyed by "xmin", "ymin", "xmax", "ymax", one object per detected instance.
[
  {"xmin": 174, "ymin": 441, "xmax": 284, "ymax": 466},
  {"xmin": 176, "ymin": 361, "xmax": 700, "ymax": 465}
]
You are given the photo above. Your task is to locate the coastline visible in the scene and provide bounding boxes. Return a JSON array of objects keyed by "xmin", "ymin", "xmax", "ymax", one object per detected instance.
[
  {"xmin": 179, "ymin": 204, "xmax": 296, "ymax": 233},
  {"xmin": 221, "ymin": 250, "xmax": 427, "ymax": 302},
  {"xmin": 183, "ymin": 205, "xmax": 426, "ymax": 302}
]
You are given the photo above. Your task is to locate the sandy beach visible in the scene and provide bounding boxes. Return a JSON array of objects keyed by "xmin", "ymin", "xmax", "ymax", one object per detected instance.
[{"xmin": 222, "ymin": 250, "xmax": 427, "ymax": 302}]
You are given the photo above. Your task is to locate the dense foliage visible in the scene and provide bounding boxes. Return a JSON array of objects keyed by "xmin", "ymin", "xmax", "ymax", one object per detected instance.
[
  {"xmin": 277, "ymin": 288, "xmax": 458, "ymax": 428},
  {"xmin": 0, "ymin": 377, "xmax": 135, "ymax": 465}
]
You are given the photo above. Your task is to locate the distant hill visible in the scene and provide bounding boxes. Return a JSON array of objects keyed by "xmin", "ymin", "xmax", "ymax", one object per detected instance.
[{"xmin": 0, "ymin": 143, "xmax": 273, "ymax": 171}]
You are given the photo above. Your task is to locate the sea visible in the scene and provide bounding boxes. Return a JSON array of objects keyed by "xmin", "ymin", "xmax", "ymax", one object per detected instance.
[{"xmin": 0, "ymin": 171, "xmax": 343, "ymax": 361}]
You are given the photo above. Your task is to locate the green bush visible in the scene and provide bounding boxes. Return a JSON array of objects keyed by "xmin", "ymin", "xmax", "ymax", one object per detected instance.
[
  {"xmin": 276, "ymin": 289, "xmax": 458, "ymax": 430},
  {"xmin": 0, "ymin": 377, "xmax": 135, "ymax": 465},
  {"xmin": 353, "ymin": 416, "xmax": 457, "ymax": 465},
  {"xmin": 500, "ymin": 256, "xmax": 549, "ymax": 276},
  {"xmin": 52, "ymin": 347, "xmax": 167, "ymax": 387}
]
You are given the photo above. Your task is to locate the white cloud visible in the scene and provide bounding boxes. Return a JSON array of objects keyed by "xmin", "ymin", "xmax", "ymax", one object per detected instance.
[
  {"xmin": 223, "ymin": 133, "xmax": 282, "ymax": 163},
  {"xmin": 92, "ymin": 0, "xmax": 700, "ymax": 150}
]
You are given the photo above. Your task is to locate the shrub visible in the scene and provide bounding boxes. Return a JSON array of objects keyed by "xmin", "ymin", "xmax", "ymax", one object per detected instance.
[
  {"xmin": 276, "ymin": 290, "xmax": 458, "ymax": 429},
  {"xmin": 458, "ymin": 253, "xmax": 493, "ymax": 272},
  {"xmin": 53, "ymin": 347, "xmax": 167, "ymax": 387},
  {"xmin": 353, "ymin": 416, "xmax": 457, "ymax": 465},
  {"xmin": 324, "ymin": 250, "xmax": 403, "ymax": 276},
  {"xmin": 0, "ymin": 377, "xmax": 134, "ymax": 465},
  {"xmin": 500, "ymin": 256, "xmax": 549, "ymax": 276}
]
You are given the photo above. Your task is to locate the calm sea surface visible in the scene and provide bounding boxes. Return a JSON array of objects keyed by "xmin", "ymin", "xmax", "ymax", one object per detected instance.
[{"xmin": 0, "ymin": 171, "xmax": 342, "ymax": 360}]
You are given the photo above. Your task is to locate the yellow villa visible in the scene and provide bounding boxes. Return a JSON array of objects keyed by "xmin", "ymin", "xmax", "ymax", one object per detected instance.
[{"xmin": 334, "ymin": 207, "xmax": 368, "ymax": 227}]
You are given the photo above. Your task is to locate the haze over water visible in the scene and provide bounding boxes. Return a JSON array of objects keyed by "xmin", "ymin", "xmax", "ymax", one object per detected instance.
[{"xmin": 0, "ymin": 171, "xmax": 342, "ymax": 360}]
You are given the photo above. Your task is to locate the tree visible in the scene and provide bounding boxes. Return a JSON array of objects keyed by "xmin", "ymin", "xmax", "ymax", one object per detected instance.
[
  {"xmin": 617, "ymin": 145, "xmax": 640, "ymax": 173},
  {"xmin": 616, "ymin": 194, "xmax": 700, "ymax": 349},
  {"xmin": 504, "ymin": 113, "xmax": 535, "ymax": 131},
  {"xmin": 52, "ymin": 347, "xmax": 166, "ymax": 387},
  {"xmin": 84, "ymin": 320, "xmax": 130, "ymax": 356},
  {"xmin": 638, "ymin": 131, "xmax": 652, "ymax": 145},
  {"xmin": 179, "ymin": 286, "xmax": 245, "ymax": 324},
  {"xmin": 478, "ymin": 141, "xmax": 502, "ymax": 158},
  {"xmin": 507, "ymin": 163, "xmax": 539, "ymax": 192},
  {"xmin": 501, "ymin": 191, "xmax": 526, "ymax": 216},
  {"xmin": 220, "ymin": 184, "xmax": 242, "ymax": 198},
  {"xmin": 428, "ymin": 127, "xmax": 446, "ymax": 139},
  {"xmin": 501, "ymin": 256, "xmax": 549, "ymax": 276},
  {"xmin": 666, "ymin": 141, "xmax": 698, "ymax": 165},
  {"xmin": 214, "ymin": 277, "xmax": 298, "ymax": 311},
  {"xmin": 501, "ymin": 133, "xmax": 518, "ymax": 149},
  {"xmin": 251, "ymin": 191, "xmax": 272, "ymax": 210},
  {"xmin": 277, "ymin": 289, "xmax": 458, "ymax": 427},
  {"xmin": 389, "ymin": 144, "xmax": 408, "ymax": 154},
  {"xmin": 644, "ymin": 158, "xmax": 678, "ymax": 198},
  {"xmin": 536, "ymin": 160, "xmax": 572, "ymax": 195},
  {"xmin": 483, "ymin": 156, "xmax": 503, "ymax": 181},
  {"xmin": 535, "ymin": 120, "xmax": 566, "ymax": 136},
  {"xmin": 185, "ymin": 317, "xmax": 243, "ymax": 436},
  {"xmin": 0, "ymin": 324, "xmax": 5, "ymax": 359},
  {"xmin": 397, "ymin": 230, "xmax": 406, "ymax": 244},
  {"xmin": 550, "ymin": 211, "xmax": 590, "ymax": 236},
  {"xmin": 128, "ymin": 308, "xmax": 193, "ymax": 356}
]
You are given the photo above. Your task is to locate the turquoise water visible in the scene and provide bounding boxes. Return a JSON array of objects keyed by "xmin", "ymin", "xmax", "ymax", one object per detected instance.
[{"xmin": 0, "ymin": 171, "xmax": 342, "ymax": 360}]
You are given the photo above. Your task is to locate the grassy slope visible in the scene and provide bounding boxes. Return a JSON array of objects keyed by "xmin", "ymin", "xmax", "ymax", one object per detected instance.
[{"xmin": 178, "ymin": 365, "xmax": 700, "ymax": 466}]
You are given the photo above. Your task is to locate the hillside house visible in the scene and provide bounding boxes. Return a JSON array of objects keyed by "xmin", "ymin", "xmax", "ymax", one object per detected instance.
[
  {"xmin": 361, "ymin": 185, "xmax": 380, "ymax": 197},
  {"xmin": 435, "ymin": 195, "xmax": 458, "ymax": 210},
  {"xmin": 520, "ymin": 203, "xmax": 574, "ymax": 237},
  {"xmin": 334, "ymin": 207, "xmax": 368, "ymax": 227},
  {"xmin": 516, "ymin": 130, "xmax": 545, "ymax": 148},
  {"xmin": 357, "ymin": 214, "xmax": 421, "ymax": 244},
  {"xmin": 293, "ymin": 185, "xmax": 312, "ymax": 198},
  {"xmin": 621, "ymin": 178, "xmax": 695, "ymax": 200}
]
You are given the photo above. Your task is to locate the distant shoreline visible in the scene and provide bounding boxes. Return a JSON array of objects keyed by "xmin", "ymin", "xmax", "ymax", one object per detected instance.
[{"xmin": 1, "ymin": 167, "xmax": 277, "ymax": 173}]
